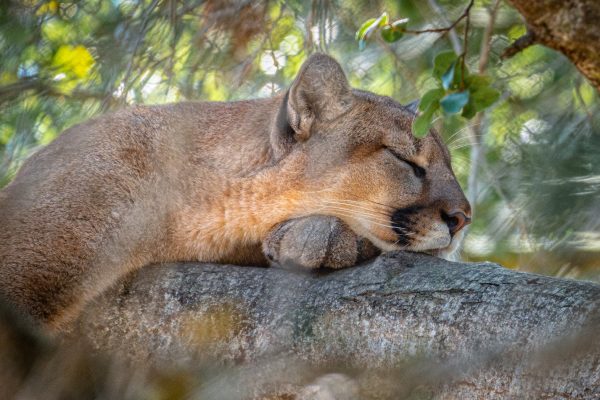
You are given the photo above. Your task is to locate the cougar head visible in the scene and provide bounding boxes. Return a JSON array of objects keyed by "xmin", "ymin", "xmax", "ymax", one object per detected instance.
[{"xmin": 271, "ymin": 54, "xmax": 471, "ymax": 257}]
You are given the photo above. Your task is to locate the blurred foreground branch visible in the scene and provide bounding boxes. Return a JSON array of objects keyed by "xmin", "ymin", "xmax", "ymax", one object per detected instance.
[{"xmin": 2, "ymin": 252, "xmax": 600, "ymax": 399}]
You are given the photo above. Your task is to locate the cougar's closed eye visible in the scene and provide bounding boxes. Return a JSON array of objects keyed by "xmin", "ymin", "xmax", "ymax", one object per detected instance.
[{"xmin": 386, "ymin": 148, "xmax": 426, "ymax": 178}]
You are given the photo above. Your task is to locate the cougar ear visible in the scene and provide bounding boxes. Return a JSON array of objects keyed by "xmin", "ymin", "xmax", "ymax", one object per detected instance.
[
  {"xmin": 404, "ymin": 99, "xmax": 420, "ymax": 114},
  {"xmin": 286, "ymin": 53, "xmax": 352, "ymax": 141}
]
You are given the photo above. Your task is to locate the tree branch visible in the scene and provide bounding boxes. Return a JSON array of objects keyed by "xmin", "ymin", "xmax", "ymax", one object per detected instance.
[
  {"xmin": 506, "ymin": 0, "xmax": 600, "ymax": 91},
  {"xmin": 501, "ymin": 27, "xmax": 537, "ymax": 59},
  {"xmin": 65, "ymin": 252, "xmax": 600, "ymax": 399}
]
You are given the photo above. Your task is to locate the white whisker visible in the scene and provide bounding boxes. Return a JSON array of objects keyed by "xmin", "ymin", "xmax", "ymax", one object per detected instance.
[
  {"xmin": 318, "ymin": 206, "xmax": 416, "ymax": 235},
  {"xmin": 445, "ymin": 124, "xmax": 482, "ymax": 146},
  {"xmin": 448, "ymin": 143, "xmax": 476, "ymax": 151},
  {"xmin": 447, "ymin": 136, "xmax": 486, "ymax": 149},
  {"xmin": 323, "ymin": 200, "xmax": 392, "ymax": 219},
  {"xmin": 319, "ymin": 206, "xmax": 396, "ymax": 227},
  {"xmin": 331, "ymin": 193, "xmax": 397, "ymax": 210}
]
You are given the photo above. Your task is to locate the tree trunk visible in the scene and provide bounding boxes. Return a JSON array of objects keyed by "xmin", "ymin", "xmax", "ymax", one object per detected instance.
[
  {"xmin": 506, "ymin": 0, "xmax": 600, "ymax": 91},
  {"xmin": 72, "ymin": 252, "xmax": 600, "ymax": 399}
]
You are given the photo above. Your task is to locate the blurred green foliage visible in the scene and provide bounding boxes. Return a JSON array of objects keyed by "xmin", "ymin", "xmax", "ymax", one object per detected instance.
[{"xmin": 0, "ymin": 0, "xmax": 598, "ymax": 279}]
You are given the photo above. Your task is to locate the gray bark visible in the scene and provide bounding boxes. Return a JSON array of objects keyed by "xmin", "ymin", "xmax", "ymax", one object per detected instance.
[{"xmin": 72, "ymin": 252, "xmax": 600, "ymax": 399}]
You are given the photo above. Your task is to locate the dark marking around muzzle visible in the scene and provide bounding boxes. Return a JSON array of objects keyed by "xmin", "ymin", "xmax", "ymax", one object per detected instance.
[{"xmin": 391, "ymin": 205, "xmax": 423, "ymax": 246}]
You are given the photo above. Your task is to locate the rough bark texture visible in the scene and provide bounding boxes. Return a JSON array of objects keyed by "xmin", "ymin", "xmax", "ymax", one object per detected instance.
[
  {"xmin": 506, "ymin": 0, "xmax": 600, "ymax": 91},
  {"xmin": 74, "ymin": 252, "xmax": 600, "ymax": 399}
]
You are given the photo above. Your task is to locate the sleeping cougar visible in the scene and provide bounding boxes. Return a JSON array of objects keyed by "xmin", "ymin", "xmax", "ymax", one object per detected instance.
[{"xmin": 0, "ymin": 54, "xmax": 470, "ymax": 331}]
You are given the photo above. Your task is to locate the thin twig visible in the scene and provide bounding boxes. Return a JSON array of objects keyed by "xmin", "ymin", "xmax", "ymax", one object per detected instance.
[
  {"xmin": 478, "ymin": 0, "xmax": 502, "ymax": 73},
  {"xmin": 475, "ymin": 0, "xmax": 533, "ymax": 257},
  {"xmin": 459, "ymin": 6, "xmax": 471, "ymax": 89},
  {"xmin": 402, "ymin": 0, "xmax": 474, "ymax": 36},
  {"xmin": 427, "ymin": 0, "xmax": 462, "ymax": 54},
  {"xmin": 462, "ymin": 0, "xmax": 500, "ymax": 250}
]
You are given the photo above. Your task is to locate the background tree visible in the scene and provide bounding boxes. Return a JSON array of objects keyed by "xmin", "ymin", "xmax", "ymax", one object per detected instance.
[{"xmin": 0, "ymin": 0, "xmax": 598, "ymax": 280}]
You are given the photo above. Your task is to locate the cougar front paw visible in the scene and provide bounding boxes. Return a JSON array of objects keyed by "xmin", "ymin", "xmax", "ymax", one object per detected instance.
[{"xmin": 263, "ymin": 216, "xmax": 379, "ymax": 270}]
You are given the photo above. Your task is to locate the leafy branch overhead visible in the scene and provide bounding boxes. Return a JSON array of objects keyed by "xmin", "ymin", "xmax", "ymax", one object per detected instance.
[
  {"xmin": 355, "ymin": 12, "xmax": 407, "ymax": 51},
  {"xmin": 356, "ymin": 10, "xmax": 499, "ymax": 138}
]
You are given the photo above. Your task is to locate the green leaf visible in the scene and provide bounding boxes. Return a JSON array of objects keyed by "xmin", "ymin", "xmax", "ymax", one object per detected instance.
[
  {"xmin": 453, "ymin": 65, "xmax": 469, "ymax": 89},
  {"xmin": 356, "ymin": 18, "xmax": 376, "ymax": 41},
  {"xmin": 461, "ymin": 100, "xmax": 477, "ymax": 119},
  {"xmin": 433, "ymin": 51, "xmax": 457, "ymax": 79},
  {"xmin": 462, "ymin": 74, "xmax": 500, "ymax": 114},
  {"xmin": 465, "ymin": 74, "xmax": 492, "ymax": 89},
  {"xmin": 355, "ymin": 12, "xmax": 390, "ymax": 49},
  {"xmin": 381, "ymin": 26, "xmax": 403, "ymax": 42},
  {"xmin": 419, "ymin": 88, "xmax": 445, "ymax": 111},
  {"xmin": 441, "ymin": 61, "xmax": 456, "ymax": 90},
  {"xmin": 365, "ymin": 13, "xmax": 388, "ymax": 37},
  {"xmin": 440, "ymin": 91, "xmax": 470, "ymax": 114},
  {"xmin": 471, "ymin": 86, "xmax": 500, "ymax": 110},
  {"xmin": 377, "ymin": 12, "xmax": 389, "ymax": 27},
  {"xmin": 391, "ymin": 18, "xmax": 409, "ymax": 29},
  {"xmin": 381, "ymin": 18, "xmax": 408, "ymax": 42},
  {"xmin": 412, "ymin": 102, "xmax": 439, "ymax": 138}
]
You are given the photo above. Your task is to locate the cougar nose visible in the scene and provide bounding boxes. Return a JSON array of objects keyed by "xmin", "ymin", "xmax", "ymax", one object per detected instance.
[{"xmin": 442, "ymin": 210, "xmax": 471, "ymax": 235}]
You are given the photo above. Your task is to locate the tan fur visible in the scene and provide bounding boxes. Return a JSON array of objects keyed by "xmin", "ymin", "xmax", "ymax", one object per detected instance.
[{"xmin": 0, "ymin": 54, "xmax": 470, "ymax": 330}]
